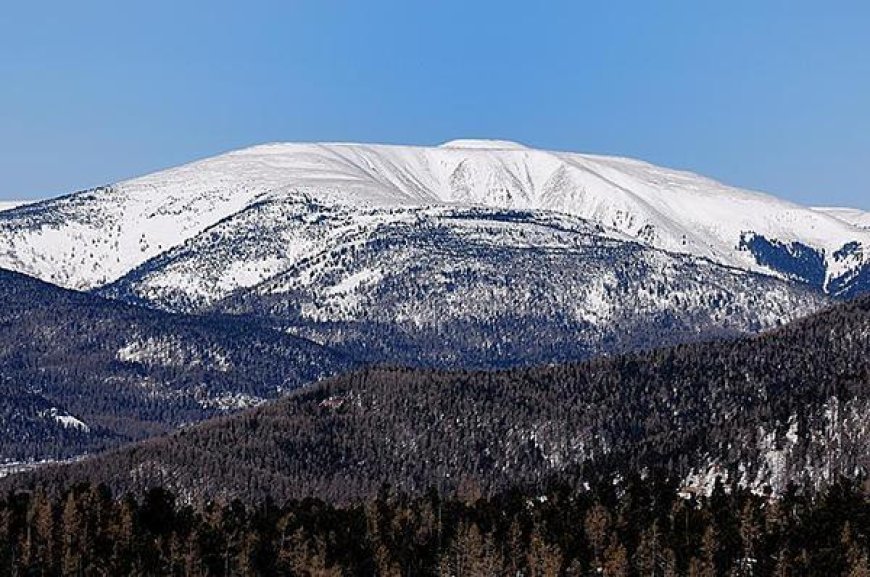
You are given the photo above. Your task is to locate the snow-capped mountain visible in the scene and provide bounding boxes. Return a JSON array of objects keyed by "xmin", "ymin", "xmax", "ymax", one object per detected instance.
[
  {"xmin": 101, "ymin": 203, "xmax": 829, "ymax": 367},
  {"xmin": 1, "ymin": 140, "xmax": 867, "ymax": 295},
  {"xmin": 0, "ymin": 140, "xmax": 865, "ymax": 366},
  {"xmin": 0, "ymin": 141, "xmax": 867, "ymax": 471}
]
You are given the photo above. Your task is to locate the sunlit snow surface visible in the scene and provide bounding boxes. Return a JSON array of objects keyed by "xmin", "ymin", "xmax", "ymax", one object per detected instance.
[
  {"xmin": 0, "ymin": 140, "xmax": 867, "ymax": 301},
  {"xmin": 0, "ymin": 201, "xmax": 29, "ymax": 213},
  {"xmin": 37, "ymin": 408, "xmax": 90, "ymax": 433},
  {"xmin": 813, "ymin": 206, "xmax": 870, "ymax": 230}
]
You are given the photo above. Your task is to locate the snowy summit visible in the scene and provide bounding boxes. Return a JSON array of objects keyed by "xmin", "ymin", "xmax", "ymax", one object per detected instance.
[{"xmin": 0, "ymin": 140, "xmax": 867, "ymax": 298}]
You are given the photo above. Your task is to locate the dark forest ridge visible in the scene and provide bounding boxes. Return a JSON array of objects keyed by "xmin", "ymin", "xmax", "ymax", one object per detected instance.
[
  {"xmin": 7, "ymin": 293, "xmax": 868, "ymax": 503},
  {"xmin": 0, "ymin": 268, "xmax": 351, "ymax": 462}
]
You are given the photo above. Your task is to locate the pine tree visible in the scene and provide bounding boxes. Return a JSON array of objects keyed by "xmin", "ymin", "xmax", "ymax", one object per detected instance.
[
  {"xmin": 843, "ymin": 523, "xmax": 870, "ymax": 577},
  {"xmin": 440, "ymin": 521, "xmax": 506, "ymax": 577},
  {"xmin": 527, "ymin": 526, "xmax": 562, "ymax": 577},
  {"xmin": 0, "ymin": 507, "xmax": 11, "ymax": 575},
  {"xmin": 111, "ymin": 496, "xmax": 137, "ymax": 575},
  {"xmin": 584, "ymin": 502, "xmax": 612, "ymax": 570},
  {"xmin": 692, "ymin": 524, "xmax": 718, "ymax": 577},
  {"xmin": 32, "ymin": 490, "xmax": 55, "ymax": 576},
  {"xmin": 662, "ymin": 547, "xmax": 678, "ymax": 577},
  {"xmin": 284, "ymin": 528, "xmax": 341, "ymax": 577},
  {"xmin": 61, "ymin": 492, "xmax": 82, "ymax": 576},
  {"xmin": 364, "ymin": 499, "xmax": 401, "ymax": 577},
  {"xmin": 602, "ymin": 537, "xmax": 628, "ymax": 577},
  {"xmin": 505, "ymin": 519, "xmax": 525, "ymax": 577},
  {"xmin": 736, "ymin": 500, "xmax": 762, "ymax": 576},
  {"xmin": 636, "ymin": 522, "xmax": 664, "ymax": 576}
]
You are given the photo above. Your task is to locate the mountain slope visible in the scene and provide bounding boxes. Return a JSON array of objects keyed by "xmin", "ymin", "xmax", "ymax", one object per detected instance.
[
  {"xmin": 0, "ymin": 141, "xmax": 863, "ymax": 370},
  {"xmin": 0, "ymin": 268, "xmax": 350, "ymax": 463},
  {"xmin": 1, "ymin": 141, "xmax": 867, "ymax": 296},
  {"xmin": 0, "ymin": 201, "xmax": 28, "ymax": 213},
  {"xmin": 10, "ymin": 295, "xmax": 868, "ymax": 503},
  {"xmin": 102, "ymin": 204, "xmax": 830, "ymax": 368},
  {"xmin": 815, "ymin": 206, "xmax": 870, "ymax": 230}
]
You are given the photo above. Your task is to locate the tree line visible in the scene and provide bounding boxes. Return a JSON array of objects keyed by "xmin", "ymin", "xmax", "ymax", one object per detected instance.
[{"xmin": 1, "ymin": 474, "xmax": 868, "ymax": 576}]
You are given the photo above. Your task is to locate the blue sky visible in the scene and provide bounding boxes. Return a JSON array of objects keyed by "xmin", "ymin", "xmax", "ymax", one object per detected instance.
[{"xmin": 1, "ymin": 0, "xmax": 868, "ymax": 208}]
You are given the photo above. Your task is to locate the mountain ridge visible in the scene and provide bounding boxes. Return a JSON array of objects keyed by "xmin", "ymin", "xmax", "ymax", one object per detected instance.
[
  {"xmin": 100, "ymin": 204, "xmax": 831, "ymax": 368},
  {"xmin": 6, "ymin": 293, "xmax": 867, "ymax": 503},
  {"xmin": 0, "ymin": 267, "xmax": 352, "ymax": 463},
  {"xmin": 1, "ymin": 141, "xmax": 867, "ymax": 294},
  {"xmin": 1, "ymin": 140, "xmax": 863, "ymax": 371}
]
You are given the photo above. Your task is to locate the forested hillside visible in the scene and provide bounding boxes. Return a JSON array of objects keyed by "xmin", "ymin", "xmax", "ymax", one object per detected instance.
[
  {"xmin": 8, "ymin": 295, "xmax": 868, "ymax": 502},
  {"xmin": 1, "ymin": 476, "xmax": 867, "ymax": 576},
  {"xmin": 0, "ymin": 268, "xmax": 351, "ymax": 462},
  {"xmin": 202, "ymin": 206, "xmax": 829, "ymax": 369}
]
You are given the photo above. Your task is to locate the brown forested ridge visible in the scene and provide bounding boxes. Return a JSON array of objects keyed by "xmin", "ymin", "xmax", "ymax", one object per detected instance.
[{"xmin": 1, "ymin": 474, "xmax": 868, "ymax": 576}]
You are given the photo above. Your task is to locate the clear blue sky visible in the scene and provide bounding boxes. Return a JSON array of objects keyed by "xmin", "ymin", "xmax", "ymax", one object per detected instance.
[{"xmin": 1, "ymin": 0, "xmax": 868, "ymax": 208}]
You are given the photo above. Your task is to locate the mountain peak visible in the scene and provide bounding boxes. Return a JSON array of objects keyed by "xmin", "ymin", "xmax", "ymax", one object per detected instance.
[
  {"xmin": 1, "ymin": 140, "xmax": 868, "ymax": 299},
  {"xmin": 438, "ymin": 138, "xmax": 528, "ymax": 150}
]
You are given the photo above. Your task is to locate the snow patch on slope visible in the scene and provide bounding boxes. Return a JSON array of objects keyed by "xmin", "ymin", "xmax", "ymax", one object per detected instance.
[
  {"xmin": 117, "ymin": 336, "xmax": 232, "ymax": 372},
  {"xmin": 37, "ymin": 408, "xmax": 90, "ymax": 432}
]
